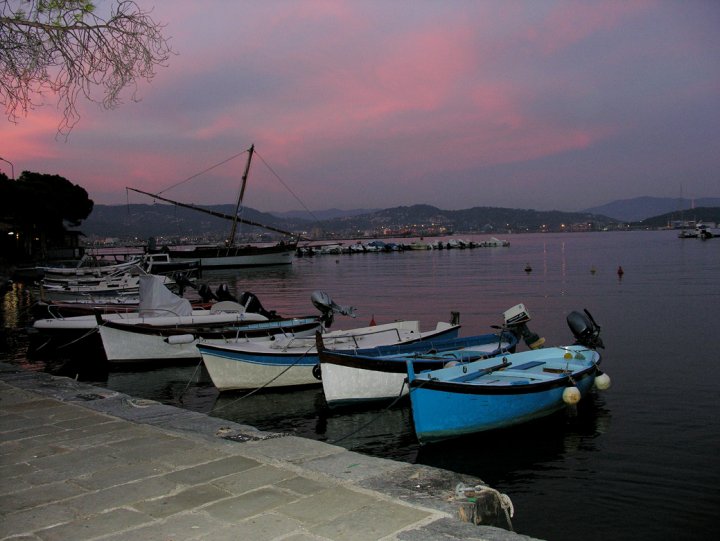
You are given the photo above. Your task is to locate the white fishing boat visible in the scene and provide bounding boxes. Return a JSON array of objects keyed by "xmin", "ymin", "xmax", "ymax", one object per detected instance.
[
  {"xmin": 30, "ymin": 276, "xmax": 264, "ymax": 355},
  {"xmin": 95, "ymin": 289, "xmax": 357, "ymax": 364},
  {"xmin": 197, "ymin": 317, "xmax": 461, "ymax": 391},
  {"xmin": 98, "ymin": 315, "xmax": 321, "ymax": 364},
  {"xmin": 36, "ymin": 267, "xmax": 178, "ymax": 302}
]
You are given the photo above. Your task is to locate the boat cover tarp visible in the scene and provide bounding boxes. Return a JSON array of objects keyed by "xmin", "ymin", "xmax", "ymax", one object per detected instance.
[{"xmin": 138, "ymin": 275, "xmax": 192, "ymax": 317}]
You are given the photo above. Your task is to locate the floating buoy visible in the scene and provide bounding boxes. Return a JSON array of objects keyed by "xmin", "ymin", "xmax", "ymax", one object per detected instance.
[
  {"xmin": 594, "ymin": 372, "xmax": 611, "ymax": 390},
  {"xmin": 524, "ymin": 263, "xmax": 532, "ymax": 273},
  {"xmin": 590, "ymin": 266, "xmax": 597, "ymax": 275},
  {"xmin": 369, "ymin": 315, "xmax": 376, "ymax": 326},
  {"xmin": 617, "ymin": 265, "xmax": 624, "ymax": 277},
  {"xmin": 563, "ymin": 386, "xmax": 581, "ymax": 405}
]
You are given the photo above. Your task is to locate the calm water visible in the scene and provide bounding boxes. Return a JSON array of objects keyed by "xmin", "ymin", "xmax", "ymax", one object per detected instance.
[{"xmin": 2, "ymin": 231, "xmax": 719, "ymax": 540}]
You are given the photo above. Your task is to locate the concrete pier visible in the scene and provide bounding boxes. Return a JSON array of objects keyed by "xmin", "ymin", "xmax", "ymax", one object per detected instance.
[{"xmin": 0, "ymin": 362, "xmax": 536, "ymax": 540}]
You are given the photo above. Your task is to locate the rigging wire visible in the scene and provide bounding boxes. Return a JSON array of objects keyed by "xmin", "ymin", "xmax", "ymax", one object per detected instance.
[
  {"xmin": 157, "ymin": 149, "xmax": 250, "ymax": 195},
  {"xmin": 254, "ymin": 150, "xmax": 321, "ymax": 223}
]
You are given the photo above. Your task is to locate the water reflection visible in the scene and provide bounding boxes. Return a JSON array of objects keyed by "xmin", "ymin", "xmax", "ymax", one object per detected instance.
[{"xmin": 416, "ymin": 394, "xmax": 612, "ymax": 486}]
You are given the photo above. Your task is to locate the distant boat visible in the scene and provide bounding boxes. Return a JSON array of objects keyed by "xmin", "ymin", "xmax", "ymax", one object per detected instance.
[{"xmin": 129, "ymin": 145, "xmax": 298, "ymax": 269}]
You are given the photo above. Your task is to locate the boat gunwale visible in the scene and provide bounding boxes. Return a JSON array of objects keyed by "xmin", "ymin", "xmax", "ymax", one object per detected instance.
[
  {"xmin": 408, "ymin": 351, "xmax": 601, "ymax": 395},
  {"xmin": 196, "ymin": 324, "xmax": 461, "ymax": 359}
]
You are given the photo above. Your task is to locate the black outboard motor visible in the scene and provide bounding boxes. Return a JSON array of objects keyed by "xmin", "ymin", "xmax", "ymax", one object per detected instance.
[
  {"xmin": 215, "ymin": 283, "xmax": 236, "ymax": 302},
  {"xmin": 238, "ymin": 291, "xmax": 278, "ymax": 320},
  {"xmin": 172, "ymin": 272, "xmax": 196, "ymax": 297},
  {"xmin": 310, "ymin": 291, "xmax": 357, "ymax": 328},
  {"xmin": 567, "ymin": 309, "xmax": 604, "ymax": 349},
  {"xmin": 198, "ymin": 284, "xmax": 217, "ymax": 303}
]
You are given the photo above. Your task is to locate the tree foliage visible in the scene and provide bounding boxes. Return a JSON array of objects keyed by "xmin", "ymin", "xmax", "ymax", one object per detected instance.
[
  {"xmin": 0, "ymin": 170, "xmax": 94, "ymax": 228},
  {"xmin": 0, "ymin": 0, "xmax": 173, "ymax": 134}
]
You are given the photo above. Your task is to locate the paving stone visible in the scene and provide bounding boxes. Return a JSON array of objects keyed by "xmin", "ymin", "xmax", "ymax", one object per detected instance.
[
  {"xmin": 71, "ymin": 461, "xmax": 172, "ymax": 490},
  {"xmin": 276, "ymin": 475, "xmax": 334, "ymax": 496},
  {"xmin": 310, "ymin": 500, "xmax": 431, "ymax": 541},
  {"xmin": 202, "ymin": 487, "xmax": 290, "ymax": 522},
  {"xmin": 164, "ymin": 454, "xmax": 262, "ymax": 485},
  {"xmin": 64, "ymin": 475, "xmax": 180, "ymax": 515},
  {"xmin": 195, "ymin": 511, "xmax": 306, "ymax": 541},
  {"xmin": 132, "ymin": 483, "xmax": 233, "ymax": 518},
  {"xmin": 0, "ymin": 502, "xmax": 78, "ymax": 538},
  {"xmin": 279, "ymin": 486, "xmax": 378, "ymax": 527},
  {"xmin": 151, "ymin": 443, "xmax": 231, "ymax": 469},
  {"xmin": 28, "ymin": 446, "xmax": 123, "ymax": 476},
  {"xmin": 35, "ymin": 507, "xmax": 153, "ymax": 541},
  {"xmin": 0, "ymin": 481, "xmax": 87, "ymax": 513},
  {"xmin": 99, "ymin": 511, "xmax": 223, "ymax": 541},
  {"xmin": 242, "ymin": 435, "xmax": 345, "ymax": 463},
  {"xmin": 212, "ymin": 464, "xmax": 298, "ymax": 495}
]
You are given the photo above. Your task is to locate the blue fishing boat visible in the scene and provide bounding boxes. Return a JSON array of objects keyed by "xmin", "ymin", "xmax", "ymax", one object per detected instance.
[{"xmin": 406, "ymin": 310, "xmax": 610, "ymax": 444}]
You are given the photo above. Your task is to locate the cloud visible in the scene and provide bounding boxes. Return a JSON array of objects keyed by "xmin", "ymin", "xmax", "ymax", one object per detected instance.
[{"xmin": 2, "ymin": 0, "xmax": 718, "ymax": 212}]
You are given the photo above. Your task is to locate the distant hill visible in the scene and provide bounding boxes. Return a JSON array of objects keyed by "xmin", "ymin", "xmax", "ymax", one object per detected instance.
[
  {"xmin": 631, "ymin": 207, "xmax": 720, "ymax": 227},
  {"xmin": 583, "ymin": 196, "xmax": 720, "ymax": 222},
  {"xmin": 78, "ymin": 202, "xmax": 617, "ymax": 240},
  {"xmin": 270, "ymin": 208, "xmax": 380, "ymax": 220}
]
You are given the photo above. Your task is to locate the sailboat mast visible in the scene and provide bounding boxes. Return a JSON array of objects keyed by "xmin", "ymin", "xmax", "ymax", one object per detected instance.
[{"xmin": 228, "ymin": 144, "xmax": 254, "ymax": 246}]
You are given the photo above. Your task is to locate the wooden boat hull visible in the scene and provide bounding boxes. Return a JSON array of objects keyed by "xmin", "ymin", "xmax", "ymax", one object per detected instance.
[
  {"xmin": 407, "ymin": 346, "xmax": 601, "ymax": 444},
  {"xmin": 167, "ymin": 243, "xmax": 295, "ymax": 269},
  {"xmin": 98, "ymin": 316, "xmax": 321, "ymax": 364},
  {"xmin": 319, "ymin": 333, "xmax": 517, "ymax": 407},
  {"xmin": 198, "ymin": 321, "xmax": 460, "ymax": 391}
]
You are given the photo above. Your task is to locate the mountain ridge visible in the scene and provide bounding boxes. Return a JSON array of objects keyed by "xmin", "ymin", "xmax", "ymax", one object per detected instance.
[{"xmin": 77, "ymin": 196, "xmax": 720, "ymax": 241}]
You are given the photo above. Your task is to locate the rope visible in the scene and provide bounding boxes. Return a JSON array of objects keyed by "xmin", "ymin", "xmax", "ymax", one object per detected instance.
[
  {"xmin": 157, "ymin": 150, "xmax": 249, "ymax": 195},
  {"xmin": 330, "ymin": 379, "xmax": 409, "ymax": 444},
  {"xmin": 55, "ymin": 327, "xmax": 99, "ymax": 349},
  {"xmin": 178, "ymin": 359, "xmax": 204, "ymax": 404},
  {"xmin": 254, "ymin": 150, "xmax": 320, "ymax": 223},
  {"xmin": 456, "ymin": 483, "xmax": 515, "ymax": 531}
]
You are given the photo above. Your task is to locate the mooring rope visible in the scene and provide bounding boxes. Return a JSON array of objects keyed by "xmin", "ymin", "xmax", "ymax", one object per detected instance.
[
  {"xmin": 55, "ymin": 327, "xmax": 99, "ymax": 349},
  {"xmin": 178, "ymin": 359, "xmax": 204, "ymax": 404},
  {"xmin": 330, "ymin": 379, "xmax": 409, "ymax": 444}
]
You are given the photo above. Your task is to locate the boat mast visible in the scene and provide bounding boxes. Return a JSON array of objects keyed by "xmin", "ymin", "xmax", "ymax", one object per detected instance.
[{"xmin": 228, "ymin": 144, "xmax": 254, "ymax": 246}]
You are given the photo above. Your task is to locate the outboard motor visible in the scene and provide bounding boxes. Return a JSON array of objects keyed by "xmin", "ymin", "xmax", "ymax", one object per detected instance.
[
  {"xmin": 215, "ymin": 283, "xmax": 236, "ymax": 302},
  {"xmin": 238, "ymin": 291, "xmax": 278, "ymax": 320},
  {"xmin": 197, "ymin": 284, "xmax": 217, "ymax": 303},
  {"xmin": 310, "ymin": 291, "xmax": 357, "ymax": 328},
  {"xmin": 567, "ymin": 309, "xmax": 604, "ymax": 349},
  {"xmin": 502, "ymin": 304, "xmax": 546, "ymax": 350},
  {"xmin": 172, "ymin": 272, "xmax": 196, "ymax": 297}
]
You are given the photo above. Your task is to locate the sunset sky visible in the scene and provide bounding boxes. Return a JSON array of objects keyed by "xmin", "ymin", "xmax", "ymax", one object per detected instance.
[{"xmin": 2, "ymin": 0, "xmax": 719, "ymax": 215}]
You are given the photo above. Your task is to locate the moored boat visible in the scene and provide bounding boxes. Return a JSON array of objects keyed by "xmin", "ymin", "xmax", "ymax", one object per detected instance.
[
  {"xmin": 198, "ymin": 318, "xmax": 461, "ymax": 391},
  {"xmin": 318, "ymin": 331, "xmax": 518, "ymax": 407},
  {"xmin": 29, "ymin": 276, "xmax": 264, "ymax": 357},
  {"xmin": 130, "ymin": 145, "xmax": 300, "ymax": 269},
  {"xmin": 405, "ymin": 310, "xmax": 609, "ymax": 444},
  {"xmin": 98, "ymin": 315, "xmax": 321, "ymax": 364}
]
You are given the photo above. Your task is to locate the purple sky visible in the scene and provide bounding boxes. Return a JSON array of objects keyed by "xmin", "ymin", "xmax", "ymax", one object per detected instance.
[{"xmin": 2, "ymin": 0, "xmax": 719, "ymax": 213}]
